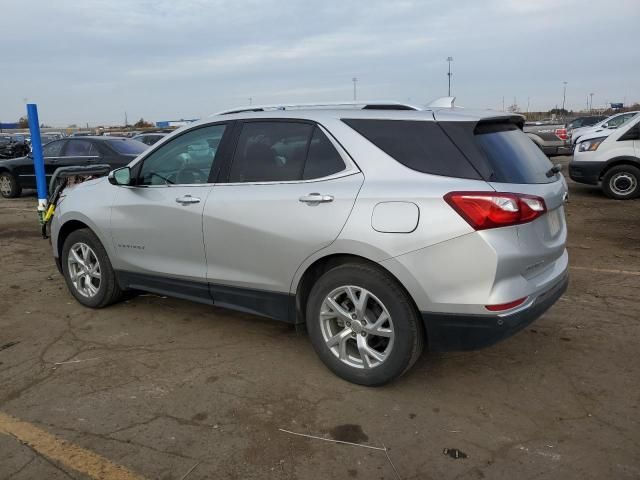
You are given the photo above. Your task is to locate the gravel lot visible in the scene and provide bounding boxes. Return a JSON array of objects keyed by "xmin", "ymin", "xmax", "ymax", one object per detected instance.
[{"xmin": 1, "ymin": 155, "xmax": 639, "ymax": 480}]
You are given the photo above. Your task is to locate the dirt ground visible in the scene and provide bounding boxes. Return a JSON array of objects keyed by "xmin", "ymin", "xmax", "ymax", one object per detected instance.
[{"xmin": 1, "ymin": 155, "xmax": 639, "ymax": 480}]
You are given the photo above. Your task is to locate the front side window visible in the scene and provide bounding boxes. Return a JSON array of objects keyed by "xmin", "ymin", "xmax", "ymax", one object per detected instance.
[
  {"xmin": 43, "ymin": 140, "xmax": 64, "ymax": 157},
  {"xmin": 63, "ymin": 140, "xmax": 98, "ymax": 157},
  {"xmin": 138, "ymin": 124, "xmax": 226, "ymax": 186}
]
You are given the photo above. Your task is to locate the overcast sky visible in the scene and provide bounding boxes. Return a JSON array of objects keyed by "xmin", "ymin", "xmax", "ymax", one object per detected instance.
[{"xmin": 1, "ymin": 0, "xmax": 638, "ymax": 126}]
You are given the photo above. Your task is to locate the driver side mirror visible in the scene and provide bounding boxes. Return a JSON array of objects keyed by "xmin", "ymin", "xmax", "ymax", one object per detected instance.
[{"xmin": 108, "ymin": 166, "xmax": 132, "ymax": 186}]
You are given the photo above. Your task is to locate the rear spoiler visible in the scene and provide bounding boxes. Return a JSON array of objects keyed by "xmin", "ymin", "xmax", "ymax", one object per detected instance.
[{"xmin": 474, "ymin": 115, "xmax": 525, "ymax": 133}]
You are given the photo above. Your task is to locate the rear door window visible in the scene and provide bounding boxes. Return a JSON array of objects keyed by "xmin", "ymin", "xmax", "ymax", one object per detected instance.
[
  {"xmin": 62, "ymin": 140, "xmax": 98, "ymax": 157},
  {"xmin": 303, "ymin": 128, "xmax": 345, "ymax": 180},
  {"xmin": 229, "ymin": 122, "xmax": 314, "ymax": 182},
  {"xmin": 342, "ymin": 119, "xmax": 481, "ymax": 179}
]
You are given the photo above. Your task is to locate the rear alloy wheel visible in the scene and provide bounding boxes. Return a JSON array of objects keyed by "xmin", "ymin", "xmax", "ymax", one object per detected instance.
[
  {"xmin": 602, "ymin": 165, "xmax": 640, "ymax": 200},
  {"xmin": 0, "ymin": 172, "xmax": 21, "ymax": 198},
  {"xmin": 306, "ymin": 263, "xmax": 423, "ymax": 386}
]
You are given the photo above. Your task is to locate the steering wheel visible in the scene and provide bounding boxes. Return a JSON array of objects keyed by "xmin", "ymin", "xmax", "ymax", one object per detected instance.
[{"xmin": 176, "ymin": 167, "xmax": 207, "ymax": 184}]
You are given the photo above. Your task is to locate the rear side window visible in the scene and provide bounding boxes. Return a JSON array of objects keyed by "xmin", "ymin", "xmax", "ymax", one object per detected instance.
[
  {"xmin": 108, "ymin": 139, "xmax": 147, "ymax": 154},
  {"xmin": 342, "ymin": 119, "xmax": 480, "ymax": 179}
]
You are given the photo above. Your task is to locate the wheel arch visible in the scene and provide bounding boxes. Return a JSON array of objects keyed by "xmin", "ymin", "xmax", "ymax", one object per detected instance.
[
  {"xmin": 56, "ymin": 219, "xmax": 92, "ymax": 260},
  {"xmin": 294, "ymin": 253, "xmax": 422, "ymax": 332},
  {"xmin": 600, "ymin": 156, "xmax": 640, "ymax": 179}
]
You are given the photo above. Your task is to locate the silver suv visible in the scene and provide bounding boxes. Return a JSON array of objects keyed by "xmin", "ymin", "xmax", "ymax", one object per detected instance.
[{"xmin": 50, "ymin": 101, "xmax": 569, "ymax": 385}]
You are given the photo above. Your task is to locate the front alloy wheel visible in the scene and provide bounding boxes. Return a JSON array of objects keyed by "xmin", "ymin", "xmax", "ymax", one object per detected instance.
[{"xmin": 67, "ymin": 242, "xmax": 102, "ymax": 298}]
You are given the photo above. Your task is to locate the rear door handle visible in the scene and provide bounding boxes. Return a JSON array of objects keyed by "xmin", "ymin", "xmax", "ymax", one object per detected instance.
[
  {"xmin": 299, "ymin": 193, "xmax": 334, "ymax": 204},
  {"xmin": 176, "ymin": 195, "xmax": 201, "ymax": 205}
]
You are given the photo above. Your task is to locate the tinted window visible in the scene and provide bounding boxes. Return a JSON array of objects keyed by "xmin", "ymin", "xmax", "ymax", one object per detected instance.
[
  {"xmin": 229, "ymin": 122, "xmax": 313, "ymax": 182},
  {"xmin": 43, "ymin": 140, "xmax": 64, "ymax": 157},
  {"xmin": 342, "ymin": 119, "xmax": 480, "ymax": 179},
  {"xmin": 63, "ymin": 140, "xmax": 98, "ymax": 156},
  {"xmin": 473, "ymin": 123, "xmax": 554, "ymax": 184},
  {"xmin": 108, "ymin": 139, "xmax": 147, "ymax": 154},
  {"xmin": 138, "ymin": 124, "xmax": 226, "ymax": 185},
  {"xmin": 303, "ymin": 128, "xmax": 345, "ymax": 179}
]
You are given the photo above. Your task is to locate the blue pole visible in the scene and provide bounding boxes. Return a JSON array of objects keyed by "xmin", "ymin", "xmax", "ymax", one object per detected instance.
[{"xmin": 27, "ymin": 104, "xmax": 48, "ymax": 218}]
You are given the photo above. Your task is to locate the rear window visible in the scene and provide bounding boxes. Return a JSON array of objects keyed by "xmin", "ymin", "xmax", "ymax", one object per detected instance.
[
  {"xmin": 342, "ymin": 119, "xmax": 480, "ymax": 179},
  {"xmin": 471, "ymin": 123, "xmax": 554, "ymax": 184},
  {"xmin": 108, "ymin": 139, "xmax": 147, "ymax": 155}
]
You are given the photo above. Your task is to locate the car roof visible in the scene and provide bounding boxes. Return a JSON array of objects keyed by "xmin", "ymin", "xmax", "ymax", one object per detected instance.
[{"xmin": 205, "ymin": 107, "xmax": 519, "ymax": 125}]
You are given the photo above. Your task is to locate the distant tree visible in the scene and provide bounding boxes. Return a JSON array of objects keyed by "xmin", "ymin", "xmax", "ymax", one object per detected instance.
[
  {"xmin": 548, "ymin": 108, "xmax": 568, "ymax": 116},
  {"xmin": 507, "ymin": 103, "xmax": 520, "ymax": 113},
  {"xmin": 68, "ymin": 124, "xmax": 78, "ymax": 128},
  {"xmin": 134, "ymin": 118, "xmax": 153, "ymax": 128},
  {"xmin": 18, "ymin": 116, "xmax": 28, "ymax": 128}
]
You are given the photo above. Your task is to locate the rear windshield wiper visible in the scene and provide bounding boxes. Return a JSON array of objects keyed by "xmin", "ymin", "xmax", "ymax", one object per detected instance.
[{"xmin": 546, "ymin": 164, "xmax": 562, "ymax": 178}]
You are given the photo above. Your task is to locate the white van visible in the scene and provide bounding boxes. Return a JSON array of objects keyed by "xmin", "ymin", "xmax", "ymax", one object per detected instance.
[{"xmin": 569, "ymin": 113, "xmax": 640, "ymax": 199}]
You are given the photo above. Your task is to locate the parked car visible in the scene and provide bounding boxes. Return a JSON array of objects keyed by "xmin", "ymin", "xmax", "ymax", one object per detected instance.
[
  {"xmin": 132, "ymin": 133, "xmax": 167, "ymax": 146},
  {"xmin": 48, "ymin": 102, "xmax": 568, "ymax": 385},
  {"xmin": 0, "ymin": 136, "xmax": 147, "ymax": 198},
  {"xmin": 0, "ymin": 135, "xmax": 30, "ymax": 159},
  {"xmin": 523, "ymin": 122, "xmax": 571, "ymax": 156},
  {"xmin": 566, "ymin": 115, "xmax": 606, "ymax": 136},
  {"xmin": 571, "ymin": 111, "xmax": 639, "ymax": 145},
  {"xmin": 569, "ymin": 114, "xmax": 640, "ymax": 199}
]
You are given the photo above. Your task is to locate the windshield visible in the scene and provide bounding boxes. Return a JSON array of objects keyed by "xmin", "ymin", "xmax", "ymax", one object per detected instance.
[{"xmin": 107, "ymin": 139, "xmax": 147, "ymax": 155}]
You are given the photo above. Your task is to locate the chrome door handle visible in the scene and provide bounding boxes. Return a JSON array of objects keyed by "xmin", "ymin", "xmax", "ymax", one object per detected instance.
[
  {"xmin": 175, "ymin": 195, "xmax": 201, "ymax": 205},
  {"xmin": 299, "ymin": 193, "xmax": 334, "ymax": 204}
]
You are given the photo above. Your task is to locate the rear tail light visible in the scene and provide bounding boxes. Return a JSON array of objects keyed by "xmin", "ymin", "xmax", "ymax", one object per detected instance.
[
  {"xmin": 444, "ymin": 192, "xmax": 546, "ymax": 230},
  {"xmin": 485, "ymin": 297, "xmax": 527, "ymax": 312},
  {"xmin": 555, "ymin": 128, "xmax": 568, "ymax": 140}
]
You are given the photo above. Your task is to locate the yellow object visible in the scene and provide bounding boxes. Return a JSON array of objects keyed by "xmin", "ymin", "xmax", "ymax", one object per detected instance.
[{"xmin": 43, "ymin": 204, "xmax": 55, "ymax": 222}]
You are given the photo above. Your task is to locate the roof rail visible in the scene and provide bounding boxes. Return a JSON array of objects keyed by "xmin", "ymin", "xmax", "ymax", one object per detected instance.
[
  {"xmin": 426, "ymin": 96, "xmax": 456, "ymax": 108},
  {"xmin": 212, "ymin": 101, "xmax": 421, "ymax": 116}
]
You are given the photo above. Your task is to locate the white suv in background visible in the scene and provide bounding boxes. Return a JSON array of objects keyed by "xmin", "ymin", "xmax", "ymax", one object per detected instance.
[{"xmin": 570, "ymin": 113, "xmax": 640, "ymax": 199}]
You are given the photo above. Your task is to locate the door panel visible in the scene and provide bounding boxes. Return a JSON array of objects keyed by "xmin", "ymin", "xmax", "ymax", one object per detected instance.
[
  {"xmin": 110, "ymin": 185, "xmax": 213, "ymax": 282},
  {"xmin": 203, "ymin": 173, "xmax": 364, "ymax": 293},
  {"xmin": 108, "ymin": 122, "xmax": 229, "ymax": 285}
]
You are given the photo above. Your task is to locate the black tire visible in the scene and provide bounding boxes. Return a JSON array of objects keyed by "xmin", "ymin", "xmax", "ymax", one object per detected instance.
[
  {"xmin": 306, "ymin": 262, "xmax": 424, "ymax": 386},
  {"xmin": 61, "ymin": 228, "xmax": 124, "ymax": 308},
  {"xmin": 602, "ymin": 164, "xmax": 640, "ymax": 200},
  {"xmin": 0, "ymin": 171, "xmax": 21, "ymax": 198}
]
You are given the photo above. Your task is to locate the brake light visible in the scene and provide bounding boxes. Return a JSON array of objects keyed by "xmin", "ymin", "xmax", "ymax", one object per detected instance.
[
  {"xmin": 555, "ymin": 128, "xmax": 568, "ymax": 140},
  {"xmin": 444, "ymin": 192, "xmax": 547, "ymax": 230},
  {"xmin": 485, "ymin": 297, "xmax": 527, "ymax": 311}
]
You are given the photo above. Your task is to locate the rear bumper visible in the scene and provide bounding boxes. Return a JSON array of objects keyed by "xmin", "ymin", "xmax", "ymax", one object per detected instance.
[
  {"xmin": 569, "ymin": 160, "xmax": 605, "ymax": 185},
  {"xmin": 543, "ymin": 144, "xmax": 573, "ymax": 156},
  {"xmin": 421, "ymin": 272, "xmax": 568, "ymax": 352}
]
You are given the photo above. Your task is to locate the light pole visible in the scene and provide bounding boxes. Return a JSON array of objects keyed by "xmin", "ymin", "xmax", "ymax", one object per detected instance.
[
  {"xmin": 562, "ymin": 81, "xmax": 568, "ymax": 112},
  {"xmin": 446, "ymin": 57, "xmax": 453, "ymax": 96},
  {"xmin": 249, "ymin": 97, "xmax": 253, "ymax": 106},
  {"xmin": 352, "ymin": 77, "xmax": 357, "ymax": 101}
]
